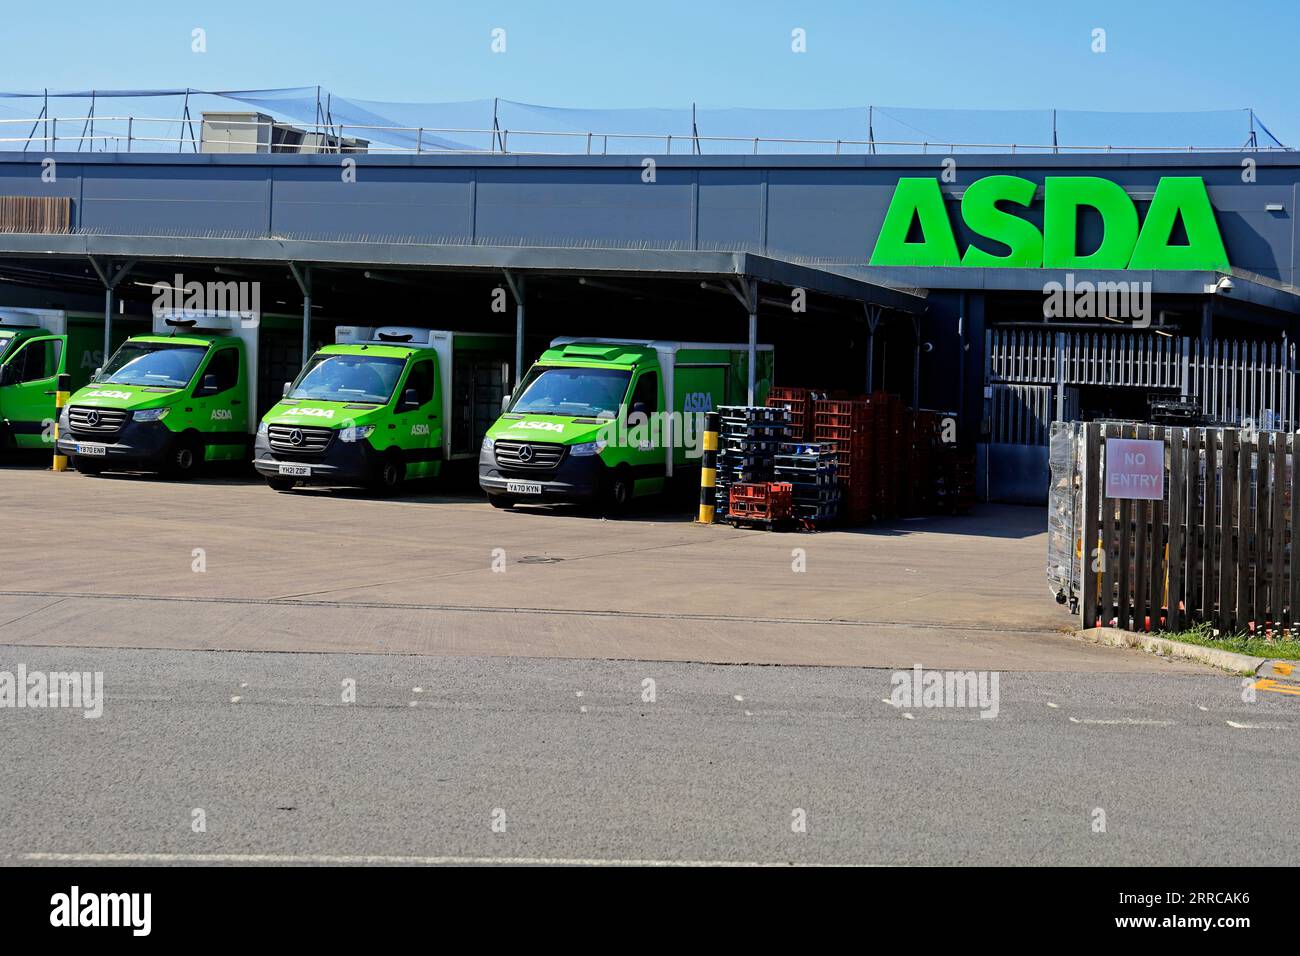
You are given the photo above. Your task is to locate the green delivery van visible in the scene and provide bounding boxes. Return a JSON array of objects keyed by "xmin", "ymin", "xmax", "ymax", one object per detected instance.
[
  {"xmin": 0, "ymin": 308, "xmax": 128, "ymax": 456},
  {"xmin": 253, "ymin": 325, "xmax": 512, "ymax": 493},
  {"xmin": 479, "ymin": 337, "xmax": 773, "ymax": 511},
  {"xmin": 57, "ymin": 310, "xmax": 264, "ymax": 476}
]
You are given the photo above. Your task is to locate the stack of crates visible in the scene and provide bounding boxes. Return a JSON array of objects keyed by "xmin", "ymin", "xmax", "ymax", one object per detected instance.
[
  {"xmin": 904, "ymin": 410, "xmax": 940, "ymax": 514},
  {"xmin": 766, "ymin": 387, "xmax": 814, "ymax": 441},
  {"xmin": 727, "ymin": 481, "xmax": 794, "ymax": 527},
  {"xmin": 715, "ymin": 405, "xmax": 791, "ymax": 517},
  {"xmin": 935, "ymin": 448, "xmax": 976, "ymax": 515},
  {"xmin": 812, "ymin": 396, "xmax": 881, "ymax": 523},
  {"xmin": 774, "ymin": 442, "xmax": 840, "ymax": 524},
  {"xmin": 874, "ymin": 393, "xmax": 907, "ymax": 519}
]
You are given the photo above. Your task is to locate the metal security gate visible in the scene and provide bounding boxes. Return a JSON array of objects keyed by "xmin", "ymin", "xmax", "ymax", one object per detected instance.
[
  {"xmin": 987, "ymin": 383, "xmax": 1056, "ymax": 502},
  {"xmin": 984, "ymin": 329, "xmax": 1298, "ymax": 503}
]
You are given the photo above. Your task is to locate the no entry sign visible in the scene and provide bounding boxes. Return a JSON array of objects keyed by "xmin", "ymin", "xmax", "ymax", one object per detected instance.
[{"xmin": 1105, "ymin": 437, "xmax": 1164, "ymax": 500}]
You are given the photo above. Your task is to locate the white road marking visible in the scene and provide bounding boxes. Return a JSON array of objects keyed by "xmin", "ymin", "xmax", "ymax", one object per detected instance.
[
  {"xmin": 1046, "ymin": 702, "xmax": 1059, "ymax": 709},
  {"xmin": 18, "ymin": 851, "xmax": 876, "ymax": 867},
  {"xmin": 579, "ymin": 706, "xmax": 588, "ymax": 714},
  {"xmin": 733, "ymin": 695, "xmax": 745, "ymax": 702},
  {"xmin": 412, "ymin": 687, "xmax": 423, "ymax": 694},
  {"xmin": 229, "ymin": 696, "xmax": 241, "ymax": 704},
  {"xmin": 902, "ymin": 712, "xmax": 915, "ymax": 720},
  {"xmin": 1068, "ymin": 717, "xmax": 1175, "ymax": 726},
  {"xmin": 1198, "ymin": 705, "xmax": 1208, "ymax": 711},
  {"xmin": 1224, "ymin": 719, "xmax": 1287, "ymax": 730}
]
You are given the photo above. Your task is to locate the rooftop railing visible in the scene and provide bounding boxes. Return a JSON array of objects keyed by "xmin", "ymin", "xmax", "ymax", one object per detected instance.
[{"xmin": 0, "ymin": 115, "xmax": 1290, "ymax": 156}]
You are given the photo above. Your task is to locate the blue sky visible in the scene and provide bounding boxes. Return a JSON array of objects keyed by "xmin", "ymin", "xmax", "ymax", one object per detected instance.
[{"xmin": 4, "ymin": 0, "xmax": 1297, "ymax": 144}]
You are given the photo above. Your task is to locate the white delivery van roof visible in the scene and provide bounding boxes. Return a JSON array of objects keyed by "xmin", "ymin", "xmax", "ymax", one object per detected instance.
[
  {"xmin": 335, "ymin": 325, "xmax": 446, "ymax": 347},
  {"xmin": 152, "ymin": 310, "xmax": 252, "ymax": 335},
  {"xmin": 549, "ymin": 336, "xmax": 773, "ymax": 353},
  {"xmin": 0, "ymin": 308, "xmax": 67, "ymax": 335}
]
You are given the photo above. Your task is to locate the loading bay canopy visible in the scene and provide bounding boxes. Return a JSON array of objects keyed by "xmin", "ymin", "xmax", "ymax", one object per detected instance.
[{"xmin": 0, "ymin": 234, "xmax": 928, "ymax": 401}]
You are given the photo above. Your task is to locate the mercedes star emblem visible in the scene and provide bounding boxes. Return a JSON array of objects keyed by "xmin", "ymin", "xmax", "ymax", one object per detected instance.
[{"xmin": 518, "ymin": 444, "xmax": 534, "ymax": 462}]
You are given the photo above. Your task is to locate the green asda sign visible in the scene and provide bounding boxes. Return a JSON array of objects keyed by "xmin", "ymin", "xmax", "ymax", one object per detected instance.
[{"xmin": 869, "ymin": 175, "xmax": 1229, "ymax": 271}]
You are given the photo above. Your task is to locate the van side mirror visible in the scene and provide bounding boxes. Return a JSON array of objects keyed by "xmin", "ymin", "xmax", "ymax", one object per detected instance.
[
  {"xmin": 400, "ymin": 388, "xmax": 418, "ymax": 410},
  {"xmin": 0, "ymin": 364, "xmax": 14, "ymax": 387},
  {"xmin": 501, "ymin": 394, "xmax": 512, "ymax": 414},
  {"xmin": 283, "ymin": 381, "xmax": 291, "ymax": 397},
  {"xmin": 93, "ymin": 367, "xmax": 103, "ymax": 382},
  {"xmin": 201, "ymin": 374, "xmax": 219, "ymax": 394}
]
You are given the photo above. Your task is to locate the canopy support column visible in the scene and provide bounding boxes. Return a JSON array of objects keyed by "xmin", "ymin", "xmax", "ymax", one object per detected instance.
[
  {"xmin": 502, "ymin": 270, "xmax": 526, "ymax": 393},
  {"xmin": 87, "ymin": 257, "xmax": 135, "ymax": 365},
  {"xmin": 725, "ymin": 277, "xmax": 760, "ymax": 404},
  {"xmin": 289, "ymin": 263, "xmax": 312, "ymax": 366},
  {"xmin": 863, "ymin": 303, "xmax": 883, "ymax": 393}
]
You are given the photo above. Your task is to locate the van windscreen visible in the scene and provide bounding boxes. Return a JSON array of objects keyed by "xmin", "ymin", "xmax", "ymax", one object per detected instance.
[
  {"xmin": 509, "ymin": 366, "xmax": 631, "ymax": 418},
  {"xmin": 99, "ymin": 342, "xmax": 208, "ymax": 388},
  {"xmin": 288, "ymin": 354, "xmax": 406, "ymax": 405}
]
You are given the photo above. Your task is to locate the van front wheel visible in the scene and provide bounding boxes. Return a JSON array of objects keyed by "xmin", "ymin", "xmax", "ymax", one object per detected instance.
[
  {"xmin": 167, "ymin": 434, "xmax": 204, "ymax": 479},
  {"xmin": 604, "ymin": 467, "xmax": 633, "ymax": 515},
  {"xmin": 370, "ymin": 452, "xmax": 405, "ymax": 494}
]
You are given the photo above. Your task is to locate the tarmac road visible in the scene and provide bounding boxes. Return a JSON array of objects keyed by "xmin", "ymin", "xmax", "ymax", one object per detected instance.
[
  {"xmin": 5, "ymin": 467, "xmax": 1288, "ymax": 867},
  {"xmin": 0, "ymin": 469, "xmax": 1199, "ymax": 672},
  {"xmin": 3, "ymin": 645, "xmax": 1297, "ymax": 867}
]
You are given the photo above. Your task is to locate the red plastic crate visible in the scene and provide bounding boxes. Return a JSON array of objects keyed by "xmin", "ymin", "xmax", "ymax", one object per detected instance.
[{"xmin": 729, "ymin": 482, "xmax": 793, "ymax": 520}]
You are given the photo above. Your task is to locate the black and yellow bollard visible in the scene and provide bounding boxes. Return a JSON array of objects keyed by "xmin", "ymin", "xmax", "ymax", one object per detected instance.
[
  {"xmin": 52, "ymin": 372, "xmax": 70, "ymax": 472},
  {"xmin": 698, "ymin": 411, "xmax": 720, "ymax": 523}
]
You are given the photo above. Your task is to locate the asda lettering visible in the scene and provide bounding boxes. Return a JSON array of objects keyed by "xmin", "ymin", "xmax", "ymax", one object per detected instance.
[{"xmin": 869, "ymin": 175, "xmax": 1229, "ymax": 271}]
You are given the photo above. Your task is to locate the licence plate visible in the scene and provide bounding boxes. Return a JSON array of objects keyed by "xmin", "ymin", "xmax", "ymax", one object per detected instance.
[
  {"xmin": 76, "ymin": 443, "xmax": 107, "ymax": 457},
  {"xmin": 506, "ymin": 481, "xmax": 542, "ymax": 495},
  {"xmin": 279, "ymin": 464, "xmax": 312, "ymax": 477}
]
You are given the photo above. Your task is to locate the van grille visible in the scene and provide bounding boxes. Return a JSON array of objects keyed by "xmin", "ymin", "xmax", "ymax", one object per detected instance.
[
  {"xmin": 494, "ymin": 440, "xmax": 564, "ymax": 470},
  {"xmin": 68, "ymin": 406, "xmax": 128, "ymax": 436},
  {"xmin": 268, "ymin": 424, "xmax": 334, "ymax": 455}
]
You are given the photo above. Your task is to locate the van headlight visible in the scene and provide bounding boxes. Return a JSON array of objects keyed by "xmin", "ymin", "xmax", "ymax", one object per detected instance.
[
  {"xmin": 133, "ymin": 407, "xmax": 170, "ymax": 423},
  {"xmin": 569, "ymin": 440, "xmax": 606, "ymax": 457},
  {"xmin": 339, "ymin": 424, "xmax": 375, "ymax": 443},
  {"xmin": 257, "ymin": 421, "xmax": 268, "ymax": 435},
  {"xmin": 481, "ymin": 436, "xmax": 494, "ymax": 452}
]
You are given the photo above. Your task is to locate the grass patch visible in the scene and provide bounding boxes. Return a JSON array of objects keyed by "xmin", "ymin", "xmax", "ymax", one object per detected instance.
[{"xmin": 1159, "ymin": 623, "xmax": 1300, "ymax": 661}]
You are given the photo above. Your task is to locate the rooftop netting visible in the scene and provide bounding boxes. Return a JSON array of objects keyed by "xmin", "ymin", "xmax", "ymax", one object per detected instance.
[{"xmin": 0, "ymin": 87, "xmax": 1287, "ymax": 154}]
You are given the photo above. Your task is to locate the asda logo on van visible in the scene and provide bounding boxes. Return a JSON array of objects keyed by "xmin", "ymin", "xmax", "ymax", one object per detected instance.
[{"xmin": 869, "ymin": 175, "xmax": 1229, "ymax": 271}]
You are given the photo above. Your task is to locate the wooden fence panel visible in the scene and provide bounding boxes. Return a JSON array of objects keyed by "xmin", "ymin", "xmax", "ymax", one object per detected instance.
[
  {"xmin": 1078, "ymin": 424, "xmax": 1296, "ymax": 634},
  {"xmin": 1202, "ymin": 428, "xmax": 1217, "ymax": 624},
  {"xmin": 1167, "ymin": 427, "xmax": 1184, "ymax": 632}
]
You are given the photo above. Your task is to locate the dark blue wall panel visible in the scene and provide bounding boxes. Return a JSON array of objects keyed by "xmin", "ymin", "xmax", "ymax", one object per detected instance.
[
  {"xmin": 2, "ymin": 153, "xmax": 1297, "ymax": 284},
  {"xmin": 474, "ymin": 168, "xmax": 694, "ymax": 245},
  {"xmin": 79, "ymin": 164, "xmax": 269, "ymax": 235},
  {"xmin": 270, "ymin": 166, "xmax": 475, "ymax": 240},
  {"xmin": 696, "ymin": 170, "xmax": 764, "ymax": 250}
]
